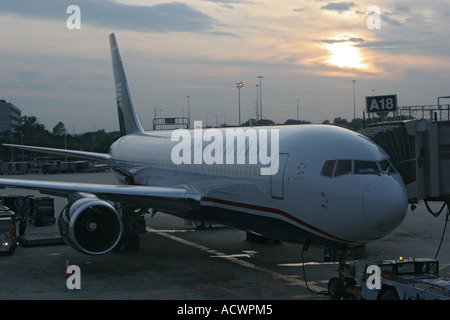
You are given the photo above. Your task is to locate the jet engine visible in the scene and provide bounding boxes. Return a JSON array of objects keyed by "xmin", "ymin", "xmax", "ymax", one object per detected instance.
[{"xmin": 58, "ymin": 193, "xmax": 123, "ymax": 255}]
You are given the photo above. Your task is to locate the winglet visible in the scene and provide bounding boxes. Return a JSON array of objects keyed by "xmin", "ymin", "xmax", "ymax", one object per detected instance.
[{"xmin": 109, "ymin": 33, "xmax": 144, "ymax": 136}]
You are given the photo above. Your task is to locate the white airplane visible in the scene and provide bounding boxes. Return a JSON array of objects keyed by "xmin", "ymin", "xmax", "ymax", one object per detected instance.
[{"xmin": 0, "ymin": 34, "xmax": 408, "ymax": 260}]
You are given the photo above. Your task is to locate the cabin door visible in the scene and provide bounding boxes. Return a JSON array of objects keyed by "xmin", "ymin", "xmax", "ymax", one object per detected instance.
[{"xmin": 270, "ymin": 153, "xmax": 289, "ymax": 199}]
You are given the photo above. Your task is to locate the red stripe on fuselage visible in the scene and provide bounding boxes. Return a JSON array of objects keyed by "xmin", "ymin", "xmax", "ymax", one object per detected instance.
[{"xmin": 201, "ymin": 196, "xmax": 355, "ymax": 244}]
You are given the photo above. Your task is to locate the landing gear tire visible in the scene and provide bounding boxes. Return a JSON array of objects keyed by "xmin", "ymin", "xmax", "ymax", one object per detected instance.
[
  {"xmin": 328, "ymin": 277, "xmax": 344, "ymax": 300},
  {"xmin": 194, "ymin": 222, "xmax": 212, "ymax": 229},
  {"xmin": 326, "ymin": 244, "xmax": 359, "ymax": 300},
  {"xmin": 112, "ymin": 233, "xmax": 140, "ymax": 253}
]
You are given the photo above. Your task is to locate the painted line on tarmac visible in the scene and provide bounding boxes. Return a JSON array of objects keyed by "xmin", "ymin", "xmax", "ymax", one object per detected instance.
[{"xmin": 146, "ymin": 227, "xmax": 326, "ymax": 294}]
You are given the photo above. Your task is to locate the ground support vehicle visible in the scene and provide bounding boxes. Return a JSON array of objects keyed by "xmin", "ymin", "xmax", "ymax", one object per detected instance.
[
  {"xmin": 0, "ymin": 203, "xmax": 17, "ymax": 255},
  {"xmin": 360, "ymin": 258, "xmax": 450, "ymax": 300},
  {"xmin": 0, "ymin": 195, "xmax": 55, "ymax": 227},
  {"xmin": 29, "ymin": 196, "xmax": 55, "ymax": 226}
]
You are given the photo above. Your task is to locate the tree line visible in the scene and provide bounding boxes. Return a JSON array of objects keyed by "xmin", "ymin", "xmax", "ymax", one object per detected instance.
[
  {"xmin": 242, "ymin": 116, "xmax": 364, "ymax": 131},
  {"xmin": 0, "ymin": 116, "xmax": 120, "ymax": 162}
]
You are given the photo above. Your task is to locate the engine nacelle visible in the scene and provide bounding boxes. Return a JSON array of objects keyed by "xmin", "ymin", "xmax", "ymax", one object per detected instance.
[{"xmin": 58, "ymin": 194, "xmax": 123, "ymax": 255}]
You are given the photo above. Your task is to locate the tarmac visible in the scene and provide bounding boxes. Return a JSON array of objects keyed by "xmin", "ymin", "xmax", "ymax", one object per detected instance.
[{"xmin": 0, "ymin": 172, "xmax": 449, "ymax": 301}]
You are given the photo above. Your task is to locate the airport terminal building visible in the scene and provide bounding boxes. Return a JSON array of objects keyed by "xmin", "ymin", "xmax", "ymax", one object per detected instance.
[{"xmin": 0, "ymin": 99, "xmax": 21, "ymax": 132}]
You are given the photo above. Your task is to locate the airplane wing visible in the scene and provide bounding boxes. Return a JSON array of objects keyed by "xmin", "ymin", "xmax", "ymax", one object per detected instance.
[
  {"xmin": 2, "ymin": 143, "xmax": 111, "ymax": 161},
  {"xmin": 0, "ymin": 178, "xmax": 201, "ymax": 214}
]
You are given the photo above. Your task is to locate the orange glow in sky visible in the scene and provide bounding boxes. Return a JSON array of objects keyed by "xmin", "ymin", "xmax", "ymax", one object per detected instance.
[
  {"xmin": 325, "ymin": 41, "xmax": 367, "ymax": 70},
  {"xmin": 0, "ymin": 0, "xmax": 448, "ymax": 130}
]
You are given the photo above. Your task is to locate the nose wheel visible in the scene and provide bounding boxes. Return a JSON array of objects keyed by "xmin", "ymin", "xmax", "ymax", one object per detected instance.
[
  {"xmin": 326, "ymin": 245, "xmax": 360, "ymax": 300},
  {"xmin": 301, "ymin": 242, "xmax": 361, "ymax": 299}
]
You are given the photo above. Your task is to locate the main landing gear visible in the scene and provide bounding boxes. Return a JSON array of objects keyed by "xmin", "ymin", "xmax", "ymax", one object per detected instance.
[{"xmin": 113, "ymin": 205, "xmax": 147, "ymax": 253}]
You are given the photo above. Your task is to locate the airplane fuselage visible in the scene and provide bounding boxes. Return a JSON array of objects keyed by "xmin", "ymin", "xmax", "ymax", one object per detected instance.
[
  {"xmin": 0, "ymin": 33, "xmax": 409, "ymax": 256},
  {"xmin": 109, "ymin": 124, "xmax": 408, "ymax": 246}
]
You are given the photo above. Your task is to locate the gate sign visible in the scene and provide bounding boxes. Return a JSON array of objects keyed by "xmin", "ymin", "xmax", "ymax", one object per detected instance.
[{"xmin": 366, "ymin": 95, "xmax": 397, "ymax": 113}]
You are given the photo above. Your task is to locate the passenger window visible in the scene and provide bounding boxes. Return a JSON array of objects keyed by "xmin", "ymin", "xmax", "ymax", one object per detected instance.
[
  {"xmin": 354, "ymin": 161, "xmax": 380, "ymax": 175},
  {"xmin": 335, "ymin": 160, "xmax": 352, "ymax": 177},
  {"xmin": 321, "ymin": 160, "xmax": 335, "ymax": 177}
]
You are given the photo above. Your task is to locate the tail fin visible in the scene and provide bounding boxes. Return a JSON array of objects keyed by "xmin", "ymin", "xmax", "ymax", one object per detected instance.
[{"xmin": 109, "ymin": 33, "xmax": 144, "ymax": 136}]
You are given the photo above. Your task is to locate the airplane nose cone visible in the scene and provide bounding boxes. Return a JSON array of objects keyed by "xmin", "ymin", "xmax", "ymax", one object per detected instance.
[{"xmin": 363, "ymin": 178, "xmax": 408, "ymax": 235}]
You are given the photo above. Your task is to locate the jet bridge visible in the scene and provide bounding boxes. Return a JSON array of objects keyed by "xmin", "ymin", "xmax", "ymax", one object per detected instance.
[{"xmin": 360, "ymin": 120, "xmax": 450, "ymax": 215}]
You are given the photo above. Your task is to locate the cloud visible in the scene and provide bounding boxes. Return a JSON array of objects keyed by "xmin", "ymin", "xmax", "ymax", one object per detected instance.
[
  {"xmin": 0, "ymin": 0, "xmax": 217, "ymax": 33},
  {"xmin": 15, "ymin": 71, "xmax": 43, "ymax": 80},
  {"xmin": 318, "ymin": 37, "xmax": 365, "ymax": 44},
  {"xmin": 13, "ymin": 70, "xmax": 49, "ymax": 90},
  {"xmin": 204, "ymin": 0, "xmax": 249, "ymax": 3},
  {"xmin": 382, "ymin": 12, "xmax": 404, "ymax": 27},
  {"xmin": 356, "ymin": 40, "xmax": 410, "ymax": 51},
  {"xmin": 203, "ymin": 0, "xmax": 256, "ymax": 10},
  {"xmin": 321, "ymin": 2, "xmax": 355, "ymax": 13},
  {"xmin": 394, "ymin": 3, "xmax": 410, "ymax": 14}
]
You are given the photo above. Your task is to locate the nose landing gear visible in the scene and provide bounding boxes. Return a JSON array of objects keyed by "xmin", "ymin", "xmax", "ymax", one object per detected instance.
[{"xmin": 326, "ymin": 244, "xmax": 365, "ymax": 300}]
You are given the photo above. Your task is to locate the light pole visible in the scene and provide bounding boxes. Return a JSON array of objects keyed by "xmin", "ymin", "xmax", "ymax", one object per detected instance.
[
  {"xmin": 352, "ymin": 80, "xmax": 356, "ymax": 120},
  {"xmin": 235, "ymin": 82, "xmax": 243, "ymax": 126},
  {"xmin": 257, "ymin": 76, "xmax": 263, "ymax": 122},
  {"xmin": 297, "ymin": 98, "xmax": 300, "ymax": 122},
  {"xmin": 187, "ymin": 96, "xmax": 190, "ymax": 129},
  {"xmin": 255, "ymin": 84, "xmax": 260, "ymax": 123}
]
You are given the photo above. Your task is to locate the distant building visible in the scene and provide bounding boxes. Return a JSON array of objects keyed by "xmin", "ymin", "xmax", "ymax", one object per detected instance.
[{"xmin": 0, "ymin": 100, "xmax": 21, "ymax": 132}]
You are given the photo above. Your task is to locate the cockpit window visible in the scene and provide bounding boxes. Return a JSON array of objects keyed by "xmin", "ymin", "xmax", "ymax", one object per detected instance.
[
  {"xmin": 335, "ymin": 160, "xmax": 352, "ymax": 177},
  {"xmin": 321, "ymin": 160, "xmax": 336, "ymax": 177},
  {"xmin": 379, "ymin": 159, "xmax": 397, "ymax": 174},
  {"xmin": 354, "ymin": 161, "xmax": 380, "ymax": 175},
  {"xmin": 322, "ymin": 159, "xmax": 398, "ymax": 178}
]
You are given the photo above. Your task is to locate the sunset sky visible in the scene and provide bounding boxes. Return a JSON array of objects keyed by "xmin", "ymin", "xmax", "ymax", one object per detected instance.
[{"xmin": 0, "ymin": 0, "xmax": 449, "ymax": 132}]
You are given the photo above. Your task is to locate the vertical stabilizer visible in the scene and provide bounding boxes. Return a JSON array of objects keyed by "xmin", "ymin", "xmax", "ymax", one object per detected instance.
[{"xmin": 109, "ymin": 33, "xmax": 144, "ymax": 136}]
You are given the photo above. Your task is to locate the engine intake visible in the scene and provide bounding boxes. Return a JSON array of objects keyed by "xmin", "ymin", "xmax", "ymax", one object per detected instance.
[{"xmin": 58, "ymin": 195, "xmax": 123, "ymax": 255}]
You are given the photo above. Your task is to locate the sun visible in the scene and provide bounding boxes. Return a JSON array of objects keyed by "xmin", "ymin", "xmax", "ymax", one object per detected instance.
[{"xmin": 325, "ymin": 41, "xmax": 367, "ymax": 69}]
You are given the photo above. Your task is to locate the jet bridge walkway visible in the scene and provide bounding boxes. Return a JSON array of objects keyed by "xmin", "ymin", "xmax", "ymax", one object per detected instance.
[{"xmin": 360, "ymin": 120, "xmax": 450, "ymax": 215}]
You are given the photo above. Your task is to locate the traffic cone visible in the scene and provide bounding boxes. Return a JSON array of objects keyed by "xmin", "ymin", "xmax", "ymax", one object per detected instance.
[{"xmin": 65, "ymin": 260, "xmax": 71, "ymax": 278}]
